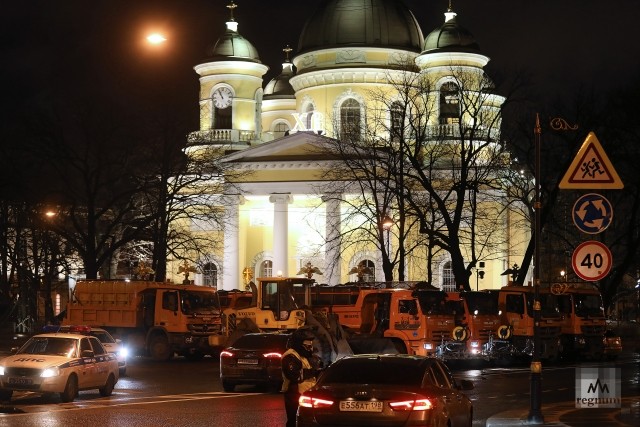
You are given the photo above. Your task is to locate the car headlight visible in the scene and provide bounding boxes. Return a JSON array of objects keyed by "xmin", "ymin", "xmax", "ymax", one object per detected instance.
[
  {"xmin": 0, "ymin": 366, "xmax": 5, "ymax": 376},
  {"xmin": 118, "ymin": 347, "xmax": 129, "ymax": 359},
  {"xmin": 41, "ymin": 367, "xmax": 60, "ymax": 378}
]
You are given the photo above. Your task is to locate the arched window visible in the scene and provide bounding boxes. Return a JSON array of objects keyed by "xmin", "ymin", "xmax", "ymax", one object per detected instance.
[
  {"xmin": 203, "ymin": 262, "xmax": 218, "ymax": 288},
  {"xmin": 305, "ymin": 104, "xmax": 314, "ymax": 131},
  {"xmin": 361, "ymin": 259, "xmax": 375, "ymax": 282},
  {"xmin": 340, "ymin": 98, "xmax": 361, "ymax": 141},
  {"xmin": 352, "ymin": 259, "xmax": 375, "ymax": 282},
  {"xmin": 273, "ymin": 122, "xmax": 290, "ymax": 138},
  {"xmin": 390, "ymin": 101, "xmax": 404, "ymax": 142},
  {"xmin": 214, "ymin": 105, "xmax": 232, "ymax": 129},
  {"xmin": 439, "ymin": 82, "xmax": 460, "ymax": 125},
  {"xmin": 261, "ymin": 260, "xmax": 273, "ymax": 277},
  {"xmin": 255, "ymin": 91, "xmax": 263, "ymax": 135},
  {"xmin": 442, "ymin": 261, "xmax": 455, "ymax": 292}
]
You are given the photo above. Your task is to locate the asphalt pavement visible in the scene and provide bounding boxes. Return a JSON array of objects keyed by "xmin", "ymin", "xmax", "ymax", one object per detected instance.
[{"xmin": 2, "ymin": 325, "xmax": 638, "ymax": 427}]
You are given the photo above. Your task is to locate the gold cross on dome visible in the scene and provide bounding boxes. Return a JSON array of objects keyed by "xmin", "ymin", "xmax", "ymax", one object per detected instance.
[
  {"xmin": 227, "ymin": 1, "xmax": 237, "ymax": 20},
  {"xmin": 283, "ymin": 45, "xmax": 292, "ymax": 61}
]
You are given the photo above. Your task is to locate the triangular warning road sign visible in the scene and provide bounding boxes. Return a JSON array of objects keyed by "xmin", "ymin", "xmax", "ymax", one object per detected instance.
[{"xmin": 559, "ymin": 132, "xmax": 623, "ymax": 189}]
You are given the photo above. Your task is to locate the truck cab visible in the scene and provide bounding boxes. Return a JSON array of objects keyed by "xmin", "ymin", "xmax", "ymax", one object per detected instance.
[
  {"xmin": 223, "ymin": 277, "xmax": 312, "ymax": 332},
  {"xmin": 556, "ymin": 286, "xmax": 606, "ymax": 359},
  {"xmin": 494, "ymin": 285, "xmax": 563, "ymax": 360},
  {"xmin": 443, "ymin": 291, "xmax": 504, "ymax": 360}
]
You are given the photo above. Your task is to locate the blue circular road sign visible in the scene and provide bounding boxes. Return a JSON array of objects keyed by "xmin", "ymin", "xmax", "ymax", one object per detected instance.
[{"xmin": 572, "ymin": 193, "xmax": 613, "ymax": 234}]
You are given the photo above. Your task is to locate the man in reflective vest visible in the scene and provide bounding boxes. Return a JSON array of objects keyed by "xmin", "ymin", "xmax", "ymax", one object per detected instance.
[{"xmin": 281, "ymin": 327, "xmax": 321, "ymax": 427}]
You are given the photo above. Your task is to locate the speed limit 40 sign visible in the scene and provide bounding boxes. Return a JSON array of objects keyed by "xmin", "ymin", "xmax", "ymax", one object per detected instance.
[{"xmin": 571, "ymin": 241, "xmax": 612, "ymax": 281}]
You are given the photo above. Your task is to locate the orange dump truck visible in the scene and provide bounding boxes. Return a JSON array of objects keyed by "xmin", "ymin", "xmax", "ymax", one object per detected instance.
[
  {"xmin": 63, "ymin": 280, "xmax": 223, "ymax": 360},
  {"xmin": 443, "ymin": 291, "xmax": 505, "ymax": 360},
  {"xmin": 556, "ymin": 285, "xmax": 606, "ymax": 360},
  {"xmin": 308, "ymin": 285, "xmax": 456, "ymax": 356},
  {"xmin": 489, "ymin": 285, "xmax": 563, "ymax": 361}
]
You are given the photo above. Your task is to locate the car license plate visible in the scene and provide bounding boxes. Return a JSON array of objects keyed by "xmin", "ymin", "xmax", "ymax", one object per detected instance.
[
  {"xmin": 8, "ymin": 377, "xmax": 33, "ymax": 385},
  {"xmin": 237, "ymin": 358, "xmax": 258, "ymax": 365},
  {"xmin": 339, "ymin": 401, "xmax": 383, "ymax": 412}
]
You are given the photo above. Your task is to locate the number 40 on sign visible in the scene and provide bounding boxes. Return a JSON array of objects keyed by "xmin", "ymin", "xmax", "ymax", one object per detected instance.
[{"xmin": 571, "ymin": 241, "xmax": 612, "ymax": 281}]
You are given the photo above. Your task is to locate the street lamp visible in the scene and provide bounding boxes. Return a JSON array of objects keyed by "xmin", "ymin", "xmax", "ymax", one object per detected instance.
[
  {"xmin": 382, "ymin": 215, "xmax": 393, "ymax": 255},
  {"xmin": 146, "ymin": 33, "xmax": 167, "ymax": 45},
  {"xmin": 528, "ymin": 114, "xmax": 543, "ymax": 424}
]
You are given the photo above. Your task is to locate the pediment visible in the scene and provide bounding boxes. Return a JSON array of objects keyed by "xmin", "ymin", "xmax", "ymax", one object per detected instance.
[{"xmin": 221, "ymin": 132, "xmax": 339, "ymax": 164}]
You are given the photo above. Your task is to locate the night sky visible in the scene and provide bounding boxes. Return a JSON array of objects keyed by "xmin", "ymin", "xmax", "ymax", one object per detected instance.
[{"xmin": 1, "ymin": 0, "xmax": 638, "ymax": 129}]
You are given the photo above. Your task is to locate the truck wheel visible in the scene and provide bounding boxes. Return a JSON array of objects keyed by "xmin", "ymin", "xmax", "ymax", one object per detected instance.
[
  {"xmin": 0, "ymin": 389, "xmax": 13, "ymax": 401},
  {"xmin": 99, "ymin": 373, "xmax": 116, "ymax": 397},
  {"xmin": 149, "ymin": 335, "xmax": 172, "ymax": 361},
  {"xmin": 60, "ymin": 375, "xmax": 78, "ymax": 402}
]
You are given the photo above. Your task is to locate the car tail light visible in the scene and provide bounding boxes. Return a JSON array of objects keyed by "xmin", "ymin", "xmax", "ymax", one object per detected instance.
[
  {"xmin": 220, "ymin": 350, "xmax": 234, "ymax": 358},
  {"xmin": 263, "ymin": 352, "xmax": 282, "ymax": 359},
  {"xmin": 389, "ymin": 398, "xmax": 433, "ymax": 411},
  {"xmin": 299, "ymin": 395, "xmax": 334, "ymax": 408}
]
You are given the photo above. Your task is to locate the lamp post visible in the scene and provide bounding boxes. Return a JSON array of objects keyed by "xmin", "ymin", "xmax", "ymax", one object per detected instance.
[{"xmin": 528, "ymin": 114, "xmax": 543, "ymax": 424}]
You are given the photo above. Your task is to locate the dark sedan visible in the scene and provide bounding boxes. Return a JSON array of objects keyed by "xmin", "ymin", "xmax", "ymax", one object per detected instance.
[
  {"xmin": 297, "ymin": 354, "xmax": 473, "ymax": 427},
  {"xmin": 220, "ymin": 332, "xmax": 290, "ymax": 392}
]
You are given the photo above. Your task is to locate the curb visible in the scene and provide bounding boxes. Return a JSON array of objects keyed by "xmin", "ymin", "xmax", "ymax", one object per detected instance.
[
  {"xmin": 486, "ymin": 399, "xmax": 640, "ymax": 427},
  {"xmin": 485, "ymin": 408, "xmax": 568, "ymax": 427}
]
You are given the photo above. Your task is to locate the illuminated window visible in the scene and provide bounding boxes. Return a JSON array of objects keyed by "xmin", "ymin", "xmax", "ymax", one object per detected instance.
[
  {"xmin": 203, "ymin": 262, "xmax": 218, "ymax": 288},
  {"xmin": 390, "ymin": 102, "xmax": 404, "ymax": 142},
  {"xmin": 361, "ymin": 259, "xmax": 375, "ymax": 282},
  {"xmin": 55, "ymin": 293, "xmax": 61, "ymax": 315},
  {"xmin": 442, "ymin": 261, "xmax": 456, "ymax": 292},
  {"xmin": 340, "ymin": 98, "xmax": 361, "ymax": 141},
  {"xmin": 305, "ymin": 104, "xmax": 314, "ymax": 130},
  {"xmin": 273, "ymin": 122, "xmax": 290, "ymax": 138},
  {"xmin": 439, "ymin": 82, "xmax": 460, "ymax": 125},
  {"xmin": 261, "ymin": 260, "xmax": 273, "ymax": 277}
]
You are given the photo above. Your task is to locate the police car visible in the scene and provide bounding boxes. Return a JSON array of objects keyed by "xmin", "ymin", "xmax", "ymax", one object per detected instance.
[
  {"xmin": 56, "ymin": 325, "xmax": 128, "ymax": 376},
  {"xmin": 0, "ymin": 329, "xmax": 119, "ymax": 403}
]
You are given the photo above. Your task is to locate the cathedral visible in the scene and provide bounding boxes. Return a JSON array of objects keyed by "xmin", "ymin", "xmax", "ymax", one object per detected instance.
[{"xmin": 168, "ymin": 0, "xmax": 529, "ymax": 291}]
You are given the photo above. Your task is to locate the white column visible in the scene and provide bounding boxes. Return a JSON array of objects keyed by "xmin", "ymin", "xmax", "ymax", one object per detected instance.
[
  {"xmin": 222, "ymin": 195, "xmax": 243, "ymax": 290},
  {"xmin": 269, "ymin": 194, "xmax": 292, "ymax": 276},
  {"xmin": 324, "ymin": 195, "xmax": 341, "ymax": 286}
]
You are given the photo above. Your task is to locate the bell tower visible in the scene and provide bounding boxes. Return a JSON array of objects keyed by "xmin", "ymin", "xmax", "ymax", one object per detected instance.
[{"xmin": 187, "ymin": 1, "xmax": 269, "ymax": 156}]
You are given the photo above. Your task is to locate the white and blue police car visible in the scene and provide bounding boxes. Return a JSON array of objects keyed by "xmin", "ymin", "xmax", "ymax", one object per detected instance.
[{"xmin": 0, "ymin": 326, "xmax": 119, "ymax": 402}]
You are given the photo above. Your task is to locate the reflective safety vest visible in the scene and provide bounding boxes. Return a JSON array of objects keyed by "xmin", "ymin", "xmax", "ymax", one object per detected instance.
[{"xmin": 281, "ymin": 348, "xmax": 316, "ymax": 394}]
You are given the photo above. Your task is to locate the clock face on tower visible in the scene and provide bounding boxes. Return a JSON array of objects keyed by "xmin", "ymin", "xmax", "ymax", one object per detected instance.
[{"xmin": 212, "ymin": 86, "xmax": 233, "ymax": 109}]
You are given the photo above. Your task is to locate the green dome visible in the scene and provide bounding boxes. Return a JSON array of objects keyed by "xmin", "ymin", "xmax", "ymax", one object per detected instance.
[
  {"xmin": 206, "ymin": 21, "xmax": 261, "ymax": 63},
  {"xmin": 422, "ymin": 10, "xmax": 480, "ymax": 54},
  {"xmin": 297, "ymin": 0, "xmax": 424, "ymax": 54},
  {"xmin": 264, "ymin": 62, "xmax": 295, "ymax": 98}
]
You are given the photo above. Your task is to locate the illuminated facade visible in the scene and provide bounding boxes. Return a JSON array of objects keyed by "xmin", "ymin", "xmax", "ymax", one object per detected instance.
[{"xmin": 169, "ymin": 0, "xmax": 530, "ymax": 290}]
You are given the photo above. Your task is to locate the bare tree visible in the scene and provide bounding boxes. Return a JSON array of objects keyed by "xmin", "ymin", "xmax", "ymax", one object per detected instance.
[{"xmin": 321, "ymin": 63, "xmax": 511, "ymax": 291}]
